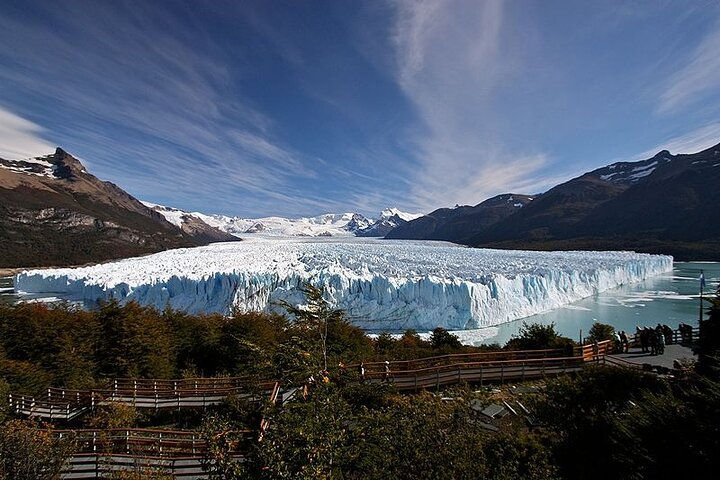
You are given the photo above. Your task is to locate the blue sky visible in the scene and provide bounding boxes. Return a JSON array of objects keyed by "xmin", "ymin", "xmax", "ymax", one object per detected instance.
[{"xmin": 1, "ymin": 0, "xmax": 719, "ymax": 218}]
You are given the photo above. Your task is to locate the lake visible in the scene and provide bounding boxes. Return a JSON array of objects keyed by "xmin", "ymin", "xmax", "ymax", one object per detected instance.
[{"xmin": 453, "ymin": 261, "xmax": 719, "ymax": 345}]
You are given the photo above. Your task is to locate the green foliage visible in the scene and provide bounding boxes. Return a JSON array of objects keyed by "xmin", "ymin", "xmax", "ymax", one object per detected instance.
[
  {"xmin": 429, "ymin": 327, "xmax": 462, "ymax": 351},
  {"xmin": 611, "ymin": 374, "xmax": 720, "ymax": 479},
  {"xmin": 86, "ymin": 402, "xmax": 140, "ymax": 429},
  {"xmin": 257, "ymin": 383, "xmax": 557, "ymax": 480},
  {"xmin": 505, "ymin": 322, "xmax": 576, "ymax": 351},
  {"xmin": 200, "ymin": 414, "xmax": 250, "ymax": 480},
  {"xmin": 0, "ymin": 420, "xmax": 75, "ymax": 480},
  {"xmin": 699, "ymin": 293, "xmax": 720, "ymax": 376},
  {"xmin": 97, "ymin": 301, "xmax": 175, "ymax": 378},
  {"xmin": 587, "ymin": 322, "xmax": 616, "ymax": 343},
  {"xmin": 533, "ymin": 366, "xmax": 667, "ymax": 480},
  {"xmin": 278, "ymin": 284, "xmax": 373, "ymax": 375},
  {"xmin": 0, "ymin": 378, "xmax": 9, "ymax": 423}
]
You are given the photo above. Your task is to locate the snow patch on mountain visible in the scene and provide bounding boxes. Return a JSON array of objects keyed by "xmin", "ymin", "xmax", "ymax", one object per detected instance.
[
  {"xmin": 0, "ymin": 156, "xmax": 57, "ymax": 178},
  {"xmin": 15, "ymin": 239, "xmax": 673, "ymax": 331},
  {"xmin": 144, "ymin": 202, "xmax": 422, "ymax": 238}
]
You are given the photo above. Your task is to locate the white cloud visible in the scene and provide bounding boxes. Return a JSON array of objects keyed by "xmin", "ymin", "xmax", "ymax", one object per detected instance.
[
  {"xmin": 658, "ymin": 23, "xmax": 720, "ymax": 113},
  {"xmin": 0, "ymin": 106, "xmax": 54, "ymax": 159},
  {"xmin": 390, "ymin": 0, "xmax": 549, "ymax": 210}
]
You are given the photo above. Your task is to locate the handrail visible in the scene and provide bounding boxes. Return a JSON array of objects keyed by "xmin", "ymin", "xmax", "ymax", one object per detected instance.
[{"xmin": 355, "ymin": 347, "xmax": 568, "ymax": 372}]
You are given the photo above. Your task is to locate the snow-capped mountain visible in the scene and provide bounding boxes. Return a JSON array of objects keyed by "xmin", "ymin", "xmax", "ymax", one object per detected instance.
[
  {"xmin": 144, "ymin": 203, "xmax": 422, "ymax": 238},
  {"xmin": 0, "ymin": 148, "xmax": 236, "ymax": 268},
  {"xmin": 356, "ymin": 208, "xmax": 424, "ymax": 237}
]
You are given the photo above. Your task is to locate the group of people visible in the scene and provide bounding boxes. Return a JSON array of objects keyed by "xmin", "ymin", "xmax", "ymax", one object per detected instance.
[
  {"xmin": 613, "ymin": 330, "xmax": 630, "ymax": 353},
  {"xmin": 677, "ymin": 323, "xmax": 694, "ymax": 343},
  {"xmin": 635, "ymin": 324, "xmax": 673, "ymax": 355}
]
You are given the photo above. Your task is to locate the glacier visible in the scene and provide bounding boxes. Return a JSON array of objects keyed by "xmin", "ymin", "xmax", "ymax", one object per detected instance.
[{"xmin": 14, "ymin": 238, "xmax": 673, "ymax": 331}]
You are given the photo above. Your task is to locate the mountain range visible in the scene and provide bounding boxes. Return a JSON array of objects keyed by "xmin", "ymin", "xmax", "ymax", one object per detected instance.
[
  {"xmin": 144, "ymin": 203, "xmax": 422, "ymax": 238},
  {"xmin": 391, "ymin": 142, "xmax": 720, "ymax": 260},
  {"xmin": 0, "ymin": 148, "xmax": 420, "ymax": 268},
  {"xmin": 3, "ymin": 142, "xmax": 719, "ymax": 268}
]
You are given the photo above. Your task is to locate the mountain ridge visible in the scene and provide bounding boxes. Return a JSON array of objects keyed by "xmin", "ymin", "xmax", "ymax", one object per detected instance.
[
  {"xmin": 0, "ymin": 148, "xmax": 237, "ymax": 268},
  {"xmin": 393, "ymin": 142, "xmax": 720, "ymax": 260},
  {"xmin": 144, "ymin": 202, "xmax": 422, "ymax": 238}
]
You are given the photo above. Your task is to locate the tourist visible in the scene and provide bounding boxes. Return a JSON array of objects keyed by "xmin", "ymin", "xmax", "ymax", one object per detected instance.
[
  {"xmin": 619, "ymin": 330, "xmax": 629, "ymax": 353},
  {"xmin": 358, "ymin": 362, "xmax": 365, "ymax": 383}
]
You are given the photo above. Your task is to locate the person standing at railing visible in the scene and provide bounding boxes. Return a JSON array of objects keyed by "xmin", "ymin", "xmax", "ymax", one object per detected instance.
[
  {"xmin": 383, "ymin": 361, "xmax": 391, "ymax": 382},
  {"xmin": 662, "ymin": 324, "xmax": 673, "ymax": 345},
  {"xmin": 649, "ymin": 327, "xmax": 658, "ymax": 355},
  {"xmin": 656, "ymin": 328, "xmax": 665, "ymax": 355},
  {"xmin": 358, "ymin": 362, "xmax": 365, "ymax": 383},
  {"xmin": 619, "ymin": 331, "xmax": 629, "ymax": 353},
  {"xmin": 592, "ymin": 340, "xmax": 600, "ymax": 361}
]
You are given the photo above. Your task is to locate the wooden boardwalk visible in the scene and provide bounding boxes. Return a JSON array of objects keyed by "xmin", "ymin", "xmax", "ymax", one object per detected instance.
[
  {"xmin": 55, "ymin": 428, "xmax": 253, "ymax": 479},
  {"xmin": 8, "ymin": 377, "xmax": 279, "ymax": 421}
]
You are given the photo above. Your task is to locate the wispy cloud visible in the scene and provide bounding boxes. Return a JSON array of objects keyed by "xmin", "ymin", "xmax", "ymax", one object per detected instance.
[
  {"xmin": 390, "ymin": 0, "xmax": 549, "ymax": 209},
  {"xmin": 0, "ymin": 1, "xmax": 318, "ymax": 216},
  {"xmin": 658, "ymin": 21, "xmax": 720, "ymax": 113},
  {"xmin": 633, "ymin": 122, "xmax": 720, "ymax": 160},
  {"xmin": 0, "ymin": 106, "xmax": 54, "ymax": 159}
]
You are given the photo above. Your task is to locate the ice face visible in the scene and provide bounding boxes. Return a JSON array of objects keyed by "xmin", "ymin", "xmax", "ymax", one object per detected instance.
[{"xmin": 14, "ymin": 238, "xmax": 673, "ymax": 331}]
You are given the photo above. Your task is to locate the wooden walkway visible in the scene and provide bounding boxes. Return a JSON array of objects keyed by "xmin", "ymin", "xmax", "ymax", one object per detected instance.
[
  {"xmin": 56, "ymin": 428, "xmax": 253, "ymax": 479},
  {"xmin": 8, "ymin": 377, "xmax": 279, "ymax": 421}
]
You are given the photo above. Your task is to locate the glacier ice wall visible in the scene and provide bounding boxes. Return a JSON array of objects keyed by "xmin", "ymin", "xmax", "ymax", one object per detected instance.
[{"xmin": 14, "ymin": 238, "xmax": 673, "ymax": 331}]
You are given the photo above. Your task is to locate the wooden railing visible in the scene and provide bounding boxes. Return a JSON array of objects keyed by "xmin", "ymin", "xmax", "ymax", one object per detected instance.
[
  {"xmin": 55, "ymin": 428, "xmax": 253, "ymax": 456},
  {"xmin": 363, "ymin": 356, "xmax": 585, "ymax": 391},
  {"xmin": 628, "ymin": 326, "xmax": 699, "ymax": 347},
  {"xmin": 53, "ymin": 428, "xmax": 253, "ymax": 479},
  {"xmin": 575, "ymin": 340, "xmax": 615, "ymax": 361},
  {"xmin": 357, "ymin": 347, "xmax": 568, "ymax": 374},
  {"xmin": 9, "ymin": 377, "xmax": 278, "ymax": 421}
]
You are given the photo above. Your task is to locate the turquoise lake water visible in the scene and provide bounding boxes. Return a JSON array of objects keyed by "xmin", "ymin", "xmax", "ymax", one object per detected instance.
[{"xmin": 453, "ymin": 261, "xmax": 720, "ymax": 346}]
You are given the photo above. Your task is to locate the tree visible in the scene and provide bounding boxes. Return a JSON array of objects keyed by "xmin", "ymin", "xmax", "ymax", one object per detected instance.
[
  {"xmin": 698, "ymin": 292, "xmax": 720, "ymax": 376},
  {"xmin": 533, "ymin": 365, "xmax": 665, "ymax": 480},
  {"xmin": 278, "ymin": 284, "xmax": 347, "ymax": 372},
  {"xmin": 0, "ymin": 420, "xmax": 75, "ymax": 480},
  {"xmin": 612, "ymin": 373, "xmax": 720, "ymax": 479},
  {"xmin": 587, "ymin": 322, "xmax": 616, "ymax": 343},
  {"xmin": 429, "ymin": 327, "xmax": 462, "ymax": 351},
  {"xmin": 505, "ymin": 322, "xmax": 575, "ymax": 352}
]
